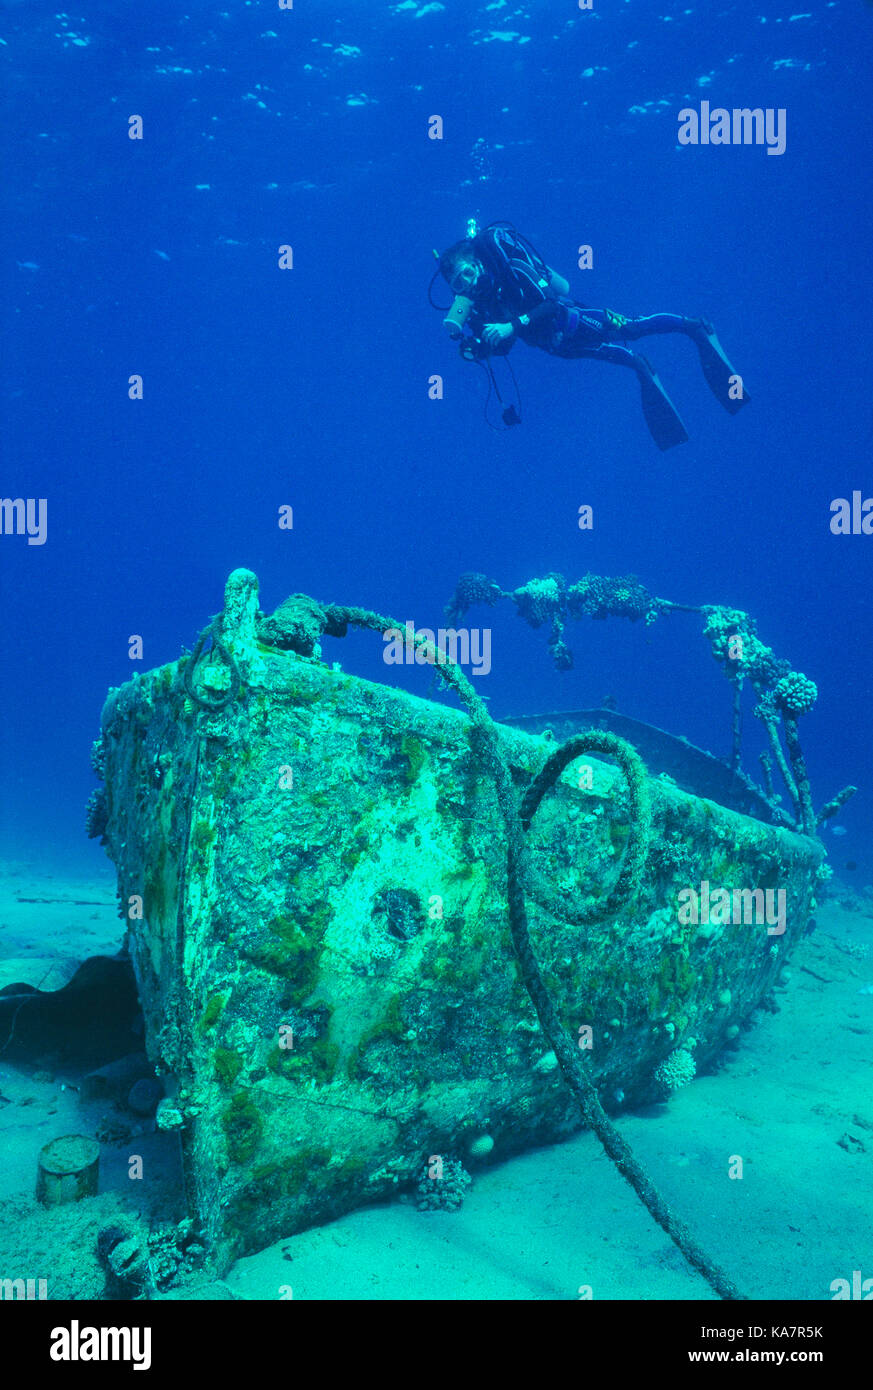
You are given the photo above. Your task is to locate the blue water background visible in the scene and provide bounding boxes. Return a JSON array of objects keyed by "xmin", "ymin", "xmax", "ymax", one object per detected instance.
[{"xmin": 2, "ymin": 0, "xmax": 871, "ymax": 876}]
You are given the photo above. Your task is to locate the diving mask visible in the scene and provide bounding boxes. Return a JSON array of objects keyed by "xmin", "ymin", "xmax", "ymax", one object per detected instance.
[{"xmin": 448, "ymin": 260, "xmax": 482, "ymax": 296}]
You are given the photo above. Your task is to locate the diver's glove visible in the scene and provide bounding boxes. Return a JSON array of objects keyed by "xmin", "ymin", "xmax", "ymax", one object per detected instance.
[{"xmin": 604, "ymin": 309, "xmax": 629, "ymax": 331}]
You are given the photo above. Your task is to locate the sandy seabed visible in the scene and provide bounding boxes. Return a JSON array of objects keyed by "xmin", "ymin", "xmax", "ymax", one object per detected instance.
[{"xmin": 1, "ymin": 857, "xmax": 871, "ymax": 1302}]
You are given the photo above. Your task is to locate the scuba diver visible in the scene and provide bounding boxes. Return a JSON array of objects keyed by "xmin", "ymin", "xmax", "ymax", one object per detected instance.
[{"xmin": 430, "ymin": 221, "xmax": 749, "ymax": 449}]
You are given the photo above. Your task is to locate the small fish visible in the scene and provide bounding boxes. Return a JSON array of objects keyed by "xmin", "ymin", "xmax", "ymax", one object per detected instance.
[
  {"xmin": 857, "ymin": 984, "xmax": 873, "ymax": 996},
  {"xmin": 845, "ymin": 861, "xmax": 858, "ymax": 871},
  {"xmin": 830, "ymin": 825, "xmax": 847, "ymax": 836},
  {"xmin": 16, "ymin": 260, "xmax": 39, "ymax": 271},
  {"xmin": 154, "ymin": 249, "xmax": 171, "ymax": 261}
]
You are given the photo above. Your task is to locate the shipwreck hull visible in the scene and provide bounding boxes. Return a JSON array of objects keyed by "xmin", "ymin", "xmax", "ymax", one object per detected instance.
[{"xmin": 93, "ymin": 572, "xmax": 824, "ymax": 1271}]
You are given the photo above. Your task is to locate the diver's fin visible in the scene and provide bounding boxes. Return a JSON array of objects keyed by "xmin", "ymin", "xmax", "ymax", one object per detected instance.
[
  {"xmin": 688, "ymin": 318, "xmax": 750, "ymax": 414},
  {"xmin": 636, "ymin": 357, "xmax": 689, "ymax": 451}
]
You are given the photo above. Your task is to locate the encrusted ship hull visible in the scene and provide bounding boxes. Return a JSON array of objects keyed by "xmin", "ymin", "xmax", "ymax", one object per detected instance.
[{"xmin": 91, "ymin": 571, "xmax": 824, "ymax": 1271}]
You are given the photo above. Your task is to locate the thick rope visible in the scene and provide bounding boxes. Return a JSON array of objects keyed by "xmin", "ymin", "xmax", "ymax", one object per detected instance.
[
  {"xmin": 520, "ymin": 731, "xmax": 652, "ymax": 922},
  {"xmin": 183, "ymin": 622, "xmax": 242, "ymax": 712},
  {"xmin": 323, "ymin": 603, "xmax": 746, "ymax": 1299}
]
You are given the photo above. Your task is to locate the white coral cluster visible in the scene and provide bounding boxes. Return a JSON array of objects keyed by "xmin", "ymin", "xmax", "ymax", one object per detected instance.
[
  {"xmin": 654, "ymin": 1048, "xmax": 697, "ymax": 1095},
  {"xmin": 415, "ymin": 1158, "xmax": 472, "ymax": 1212}
]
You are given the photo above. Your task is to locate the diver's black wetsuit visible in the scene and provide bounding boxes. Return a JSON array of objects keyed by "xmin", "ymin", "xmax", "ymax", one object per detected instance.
[
  {"xmin": 462, "ymin": 259, "xmax": 747, "ymax": 449},
  {"xmin": 469, "ymin": 276, "xmax": 691, "ymax": 371},
  {"xmin": 513, "ymin": 302, "xmax": 692, "ymax": 367}
]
